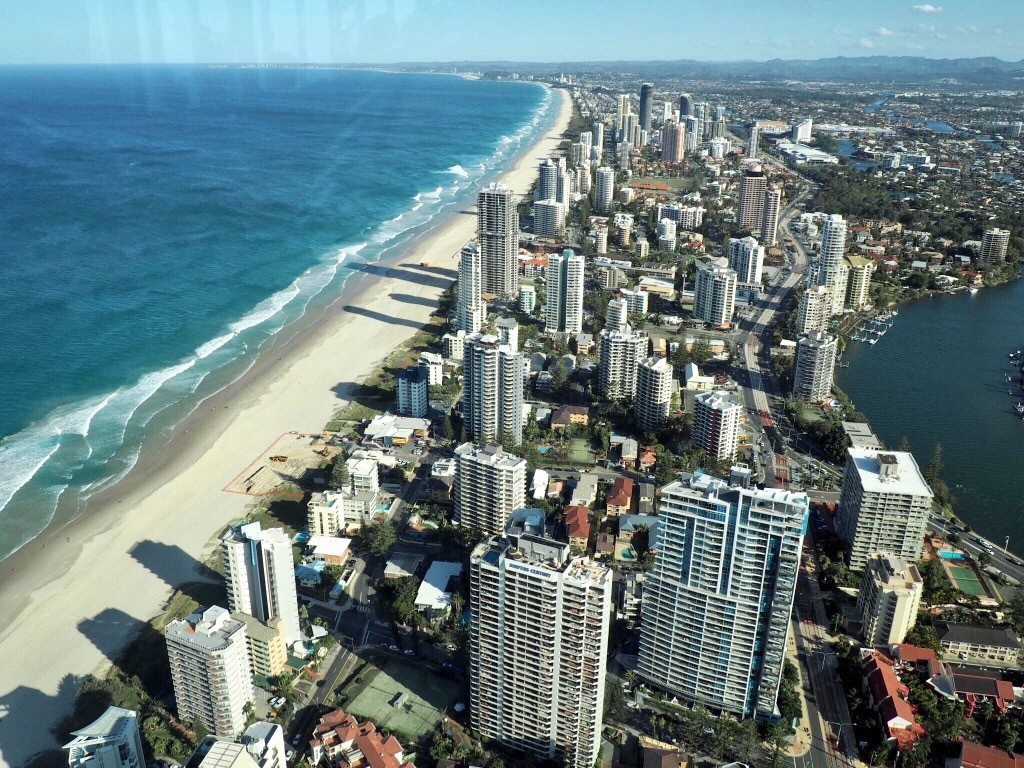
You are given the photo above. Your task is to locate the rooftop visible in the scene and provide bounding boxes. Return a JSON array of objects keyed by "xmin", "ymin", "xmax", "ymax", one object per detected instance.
[
  {"xmin": 414, "ymin": 561, "xmax": 463, "ymax": 610},
  {"xmin": 935, "ymin": 621, "xmax": 1021, "ymax": 650},
  {"xmin": 848, "ymin": 448, "xmax": 933, "ymax": 497}
]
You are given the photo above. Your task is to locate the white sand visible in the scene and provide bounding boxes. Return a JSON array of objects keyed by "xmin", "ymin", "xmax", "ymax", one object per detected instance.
[{"xmin": 0, "ymin": 86, "xmax": 572, "ymax": 767}]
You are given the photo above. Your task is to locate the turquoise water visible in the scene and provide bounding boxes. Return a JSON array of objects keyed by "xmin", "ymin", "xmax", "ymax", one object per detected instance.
[{"xmin": 0, "ymin": 66, "xmax": 554, "ymax": 560}]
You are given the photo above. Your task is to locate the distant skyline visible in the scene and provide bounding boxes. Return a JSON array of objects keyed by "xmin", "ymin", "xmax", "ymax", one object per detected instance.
[{"xmin": 1, "ymin": 0, "xmax": 1021, "ymax": 65}]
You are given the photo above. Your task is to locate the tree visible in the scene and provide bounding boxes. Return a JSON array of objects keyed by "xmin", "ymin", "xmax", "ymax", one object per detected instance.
[
  {"xmin": 925, "ymin": 443, "xmax": 943, "ymax": 486},
  {"xmin": 904, "ymin": 622, "xmax": 942, "ymax": 653},
  {"xmin": 365, "ymin": 520, "xmax": 397, "ymax": 556},
  {"xmin": 331, "ymin": 458, "xmax": 350, "ymax": 490},
  {"xmin": 1006, "ymin": 589, "xmax": 1024, "ymax": 637},
  {"xmin": 442, "ymin": 415, "xmax": 455, "ymax": 441}
]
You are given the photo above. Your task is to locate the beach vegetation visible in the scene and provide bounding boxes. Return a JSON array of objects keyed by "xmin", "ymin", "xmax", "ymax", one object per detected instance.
[{"xmin": 331, "ymin": 458, "xmax": 350, "ymax": 489}]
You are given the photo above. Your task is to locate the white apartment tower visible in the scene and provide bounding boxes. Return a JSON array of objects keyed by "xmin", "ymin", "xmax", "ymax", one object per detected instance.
[
  {"xmin": 692, "ymin": 390, "xmax": 742, "ymax": 461},
  {"xmin": 836, "ymin": 449, "xmax": 934, "ymax": 570},
  {"xmin": 796, "ymin": 285, "xmax": 832, "ymax": 335},
  {"xmin": 463, "ymin": 333, "xmax": 524, "ymax": 446},
  {"xmin": 534, "ymin": 199, "xmax": 567, "ymax": 239},
  {"xmin": 815, "ymin": 214, "xmax": 849, "ymax": 315},
  {"xmin": 636, "ymin": 357, "xmax": 673, "ymax": 433},
  {"xmin": 595, "ymin": 166, "xmax": 615, "ymax": 214},
  {"xmin": 762, "ymin": 184, "xmax": 782, "ymax": 247},
  {"xmin": 221, "ymin": 522, "xmax": 302, "ymax": 645},
  {"xmin": 545, "ymin": 249, "xmax": 585, "ymax": 334},
  {"xmin": 693, "ymin": 258, "xmax": 737, "ymax": 327},
  {"xmin": 536, "ymin": 158, "xmax": 558, "ymax": 201},
  {"xmin": 620, "ymin": 288, "xmax": 649, "ymax": 317},
  {"xmin": 736, "ymin": 163, "xmax": 767, "ymax": 231},
  {"xmin": 657, "ymin": 218, "xmax": 677, "ymax": 252},
  {"xmin": 454, "ymin": 443, "xmax": 527, "ymax": 536},
  {"xmin": 843, "ymin": 254, "xmax": 874, "ymax": 311},
  {"xmin": 605, "ymin": 297, "xmax": 628, "ymax": 334},
  {"xmin": 747, "ymin": 124, "xmax": 760, "ymax": 159},
  {"xmin": 979, "ymin": 227, "xmax": 1010, "ymax": 267},
  {"xmin": 165, "ymin": 606, "xmax": 255, "ymax": 738},
  {"xmin": 728, "ymin": 236, "xmax": 765, "ymax": 285},
  {"xmin": 457, "ymin": 242, "xmax": 484, "ymax": 333},
  {"xmin": 857, "ymin": 554, "xmax": 924, "ymax": 645},
  {"xmin": 638, "ymin": 474, "xmax": 808, "ymax": 718},
  {"xmin": 793, "ymin": 331, "xmax": 838, "ymax": 402},
  {"xmin": 470, "ymin": 530, "xmax": 611, "ymax": 768},
  {"xmin": 478, "ymin": 183, "xmax": 518, "ymax": 297},
  {"xmin": 598, "ymin": 328, "xmax": 648, "ymax": 399},
  {"xmin": 496, "ymin": 316, "xmax": 519, "ymax": 351},
  {"xmin": 64, "ymin": 707, "xmax": 145, "ymax": 768}
]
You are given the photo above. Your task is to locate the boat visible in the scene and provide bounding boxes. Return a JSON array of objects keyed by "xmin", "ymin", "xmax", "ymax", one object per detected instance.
[
  {"xmin": 868, "ymin": 338, "xmax": 878, "ymax": 345},
  {"xmin": 971, "ymin": 287, "xmax": 979, "ymax": 294},
  {"xmin": 1015, "ymin": 403, "xmax": 1024, "ymax": 414}
]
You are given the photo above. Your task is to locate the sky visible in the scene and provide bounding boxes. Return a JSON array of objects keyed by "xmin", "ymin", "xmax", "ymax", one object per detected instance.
[{"xmin": 0, "ymin": 0, "xmax": 1020, "ymax": 65}]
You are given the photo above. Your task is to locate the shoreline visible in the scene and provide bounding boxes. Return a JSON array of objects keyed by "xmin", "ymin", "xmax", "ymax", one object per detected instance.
[{"xmin": 0, "ymin": 85, "xmax": 573, "ymax": 768}]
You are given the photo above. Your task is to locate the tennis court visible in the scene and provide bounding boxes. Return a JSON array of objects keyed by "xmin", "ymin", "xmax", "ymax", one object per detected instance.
[
  {"xmin": 341, "ymin": 658, "xmax": 461, "ymax": 740},
  {"xmin": 948, "ymin": 565, "xmax": 987, "ymax": 596}
]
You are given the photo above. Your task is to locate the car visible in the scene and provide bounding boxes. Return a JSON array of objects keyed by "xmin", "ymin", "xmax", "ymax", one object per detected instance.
[
  {"xmin": 389, "ymin": 644, "xmax": 399, "ymax": 651},
  {"xmin": 404, "ymin": 649, "xmax": 415, "ymax": 656},
  {"xmin": 291, "ymin": 736, "xmax": 302, "ymax": 746},
  {"xmin": 445, "ymin": 644, "xmax": 457, "ymax": 651}
]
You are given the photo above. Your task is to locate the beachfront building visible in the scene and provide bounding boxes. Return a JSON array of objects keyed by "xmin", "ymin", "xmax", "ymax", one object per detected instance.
[
  {"xmin": 598, "ymin": 327, "xmax": 648, "ymax": 399},
  {"xmin": 857, "ymin": 554, "xmax": 924, "ymax": 645},
  {"xmin": 221, "ymin": 522, "xmax": 302, "ymax": 645},
  {"xmin": 595, "ymin": 167, "xmax": 614, "ymax": 213},
  {"xmin": 793, "ymin": 332, "xmax": 838, "ymax": 402},
  {"xmin": 463, "ymin": 332, "xmax": 524, "ymax": 446},
  {"xmin": 165, "ymin": 606, "xmax": 255, "ymax": 738},
  {"xmin": 189, "ymin": 722, "xmax": 287, "ymax": 768},
  {"xmin": 536, "ymin": 158, "xmax": 557, "ymax": 201},
  {"xmin": 836, "ymin": 449, "xmax": 934, "ymax": 570},
  {"xmin": 796, "ymin": 285, "xmax": 832, "ymax": 335},
  {"xmin": 843, "ymin": 254, "xmax": 874, "ymax": 311},
  {"xmin": 636, "ymin": 357, "xmax": 673, "ymax": 433},
  {"xmin": 396, "ymin": 365, "xmax": 428, "ymax": 418},
  {"xmin": 442, "ymin": 329, "xmax": 466, "ymax": 361},
  {"xmin": 978, "ymin": 228, "xmax": 1010, "ymax": 268},
  {"xmin": 736, "ymin": 163, "xmax": 767, "ymax": 230},
  {"xmin": 692, "ymin": 390, "xmax": 741, "ymax": 461},
  {"xmin": 63, "ymin": 707, "xmax": 145, "ymax": 768},
  {"xmin": 693, "ymin": 258, "xmax": 737, "ymax": 327},
  {"xmin": 814, "ymin": 214, "xmax": 849, "ymax": 315},
  {"xmin": 470, "ymin": 528, "xmax": 611, "ymax": 768},
  {"xmin": 534, "ymin": 199, "xmax": 567, "ymax": 239},
  {"xmin": 478, "ymin": 183, "xmax": 518, "ymax": 297},
  {"xmin": 728, "ymin": 235, "xmax": 765, "ymax": 285},
  {"xmin": 545, "ymin": 248, "xmax": 585, "ymax": 334},
  {"xmin": 762, "ymin": 183, "xmax": 782, "ymax": 247},
  {"xmin": 638, "ymin": 474, "xmax": 807, "ymax": 719},
  {"xmin": 454, "ymin": 443, "xmax": 527, "ymax": 536},
  {"xmin": 231, "ymin": 613, "xmax": 287, "ymax": 679},
  {"xmin": 457, "ymin": 242, "xmax": 484, "ymax": 334}
]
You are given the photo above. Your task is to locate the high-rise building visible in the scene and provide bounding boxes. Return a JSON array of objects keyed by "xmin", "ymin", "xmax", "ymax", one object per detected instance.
[
  {"xmin": 737, "ymin": 162, "xmax": 767, "ymax": 231},
  {"xmin": 453, "ymin": 443, "xmax": 526, "ymax": 535},
  {"xmin": 792, "ymin": 118, "xmax": 813, "ymax": 143},
  {"xmin": 636, "ymin": 357, "xmax": 673, "ymax": 432},
  {"xmin": 457, "ymin": 243, "xmax": 484, "ymax": 333},
  {"xmin": 796, "ymin": 285, "xmax": 832, "ymax": 335},
  {"xmin": 470, "ymin": 528, "xmax": 611, "ymax": 768},
  {"xmin": 518, "ymin": 285, "xmax": 536, "ymax": 314},
  {"xmin": 616, "ymin": 94, "xmax": 630, "ymax": 133},
  {"xmin": 231, "ymin": 614, "xmax": 287, "ymax": 679},
  {"xmin": 639, "ymin": 83, "xmax": 654, "ymax": 132},
  {"xmin": 979, "ymin": 228, "xmax": 1010, "ymax": 267},
  {"xmin": 692, "ymin": 390, "xmax": 742, "ymax": 460},
  {"xmin": 478, "ymin": 184, "xmax": 518, "ymax": 297},
  {"xmin": 605, "ymin": 297, "xmax": 628, "ymax": 334},
  {"xmin": 536, "ymin": 158, "xmax": 557, "ymax": 202},
  {"xmin": 728, "ymin": 235, "xmax": 765, "ymax": 285},
  {"xmin": 657, "ymin": 218, "xmax": 677, "ymax": 252},
  {"xmin": 620, "ymin": 288, "xmax": 649, "ymax": 317},
  {"xmin": 545, "ymin": 248, "xmax": 584, "ymax": 334},
  {"xmin": 793, "ymin": 332, "xmax": 838, "ymax": 402},
  {"xmin": 638, "ymin": 474, "xmax": 807, "ymax": 719},
  {"xmin": 221, "ymin": 522, "xmax": 301, "ymax": 645},
  {"xmin": 595, "ymin": 167, "xmax": 614, "ymax": 213},
  {"xmin": 661, "ymin": 101, "xmax": 673, "ymax": 124},
  {"xmin": 678, "ymin": 93, "xmax": 695, "ymax": 117},
  {"xmin": 815, "ymin": 214, "xmax": 849, "ymax": 315},
  {"xmin": 836, "ymin": 449, "xmax": 934, "ymax": 570},
  {"xmin": 761, "ymin": 184, "xmax": 782, "ymax": 247},
  {"xmin": 463, "ymin": 333, "xmax": 523, "ymax": 446},
  {"xmin": 857, "ymin": 554, "xmax": 924, "ymax": 645},
  {"xmin": 693, "ymin": 258, "xmax": 737, "ymax": 327},
  {"xmin": 396, "ymin": 365, "xmax": 429, "ymax": 418},
  {"xmin": 747, "ymin": 124, "xmax": 760, "ymax": 159},
  {"xmin": 165, "ymin": 606, "xmax": 255, "ymax": 738},
  {"xmin": 598, "ymin": 328, "xmax": 648, "ymax": 399},
  {"xmin": 556, "ymin": 167, "xmax": 572, "ymax": 206},
  {"xmin": 660, "ymin": 121, "xmax": 686, "ymax": 164},
  {"xmin": 64, "ymin": 707, "xmax": 146, "ymax": 768},
  {"xmin": 683, "ymin": 116, "xmax": 700, "ymax": 151},
  {"xmin": 496, "ymin": 316, "xmax": 519, "ymax": 351},
  {"xmin": 534, "ymin": 199, "xmax": 567, "ymax": 239},
  {"xmin": 591, "ymin": 122, "xmax": 604, "ymax": 155},
  {"xmin": 843, "ymin": 254, "xmax": 874, "ymax": 310}
]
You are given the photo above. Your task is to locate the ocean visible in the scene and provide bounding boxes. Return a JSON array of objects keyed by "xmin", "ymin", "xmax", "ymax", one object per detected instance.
[
  {"xmin": 0, "ymin": 65, "xmax": 553, "ymax": 561},
  {"xmin": 837, "ymin": 277, "xmax": 1024, "ymax": 552}
]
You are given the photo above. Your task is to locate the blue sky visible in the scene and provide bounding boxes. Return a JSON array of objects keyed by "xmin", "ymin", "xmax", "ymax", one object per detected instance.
[{"xmin": 1, "ymin": 0, "xmax": 1019, "ymax": 64}]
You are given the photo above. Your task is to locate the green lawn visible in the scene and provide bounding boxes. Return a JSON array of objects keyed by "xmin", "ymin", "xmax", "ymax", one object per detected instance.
[{"xmin": 569, "ymin": 437, "xmax": 597, "ymax": 464}]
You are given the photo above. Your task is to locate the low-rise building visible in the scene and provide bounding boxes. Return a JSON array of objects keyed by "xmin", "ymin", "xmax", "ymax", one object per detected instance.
[
  {"xmin": 309, "ymin": 709, "xmax": 414, "ymax": 768},
  {"xmin": 414, "ymin": 561, "xmax": 463, "ymax": 621},
  {"xmin": 551, "ymin": 405, "xmax": 591, "ymax": 430},
  {"xmin": 862, "ymin": 653, "xmax": 926, "ymax": 750},
  {"xmin": 935, "ymin": 622, "xmax": 1022, "ymax": 665},
  {"xmin": 606, "ymin": 477, "xmax": 634, "ymax": 517},
  {"xmin": 564, "ymin": 505, "xmax": 591, "ymax": 550},
  {"xmin": 948, "ymin": 740, "xmax": 1024, "ymax": 768}
]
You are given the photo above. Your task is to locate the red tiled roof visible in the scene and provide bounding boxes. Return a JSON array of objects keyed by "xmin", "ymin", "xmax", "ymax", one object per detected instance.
[
  {"xmin": 959, "ymin": 741, "xmax": 1024, "ymax": 768},
  {"xmin": 607, "ymin": 477, "xmax": 634, "ymax": 507},
  {"xmin": 565, "ymin": 505, "xmax": 591, "ymax": 541},
  {"xmin": 310, "ymin": 708, "xmax": 413, "ymax": 768}
]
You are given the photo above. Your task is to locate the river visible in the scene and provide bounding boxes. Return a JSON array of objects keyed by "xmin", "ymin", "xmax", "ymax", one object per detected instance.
[{"xmin": 837, "ymin": 278, "xmax": 1024, "ymax": 552}]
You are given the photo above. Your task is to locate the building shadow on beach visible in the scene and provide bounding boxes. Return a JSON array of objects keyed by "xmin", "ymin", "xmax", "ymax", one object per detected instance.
[
  {"xmin": 401, "ymin": 262, "xmax": 458, "ymax": 278},
  {"xmin": 129, "ymin": 539, "xmax": 221, "ymax": 588},
  {"xmin": 0, "ymin": 675, "xmax": 82, "ymax": 768},
  {"xmin": 356, "ymin": 263, "xmax": 454, "ymax": 290},
  {"xmin": 388, "ymin": 292, "xmax": 439, "ymax": 308},
  {"xmin": 341, "ymin": 304, "xmax": 428, "ymax": 330}
]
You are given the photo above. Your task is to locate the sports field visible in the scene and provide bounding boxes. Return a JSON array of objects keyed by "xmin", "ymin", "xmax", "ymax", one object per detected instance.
[
  {"xmin": 341, "ymin": 658, "xmax": 462, "ymax": 740},
  {"xmin": 948, "ymin": 565, "xmax": 987, "ymax": 596}
]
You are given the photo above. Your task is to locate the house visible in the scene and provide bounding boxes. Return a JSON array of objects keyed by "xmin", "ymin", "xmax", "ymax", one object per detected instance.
[
  {"xmin": 935, "ymin": 622, "xmax": 1022, "ymax": 665},
  {"xmin": 947, "ymin": 740, "xmax": 1024, "ymax": 768},
  {"xmin": 639, "ymin": 735, "xmax": 688, "ymax": 768},
  {"xmin": 362, "ymin": 414, "xmax": 430, "ymax": 447},
  {"xmin": 383, "ymin": 552, "xmax": 424, "ymax": 580},
  {"xmin": 606, "ymin": 477, "xmax": 635, "ymax": 517},
  {"xmin": 573, "ymin": 333, "xmax": 594, "ymax": 355},
  {"xmin": 929, "ymin": 666, "xmax": 1017, "ymax": 715},
  {"xmin": 307, "ymin": 536, "xmax": 352, "ymax": 566},
  {"xmin": 570, "ymin": 473, "xmax": 599, "ymax": 507},
  {"xmin": 564, "ymin": 505, "xmax": 591, "ymax": 550},
  {"xmin": 309, "ymin": 708, "xmax": 414, "ymax": 768},
  {"xmin": 862, "ymin": 653, "xmax": 926, "ymax": 750},
  {"xmin": 551, "ymin": 405, "xmax": 591, "ymax": 430},
  {"xmin": 595, "ymin": 533, "xmax": 615, "ymax": 559},
  {"xmin": 639, "ymin": 446, "xmax": 657, "ymax": 473},
  {"xmin": 637, "ymin": 482, "xmax": 657, "ymax": 516},
  {"xmin": 618, "ymin": 514, "xmax": 660, "ymax": 543},
  {"xmin": 414, "ymin": 562, "xmax": 463, "ymax": 621},
  {"xmin": 619, "ymin": 438, "xmax": 639, "ymax": 469}
]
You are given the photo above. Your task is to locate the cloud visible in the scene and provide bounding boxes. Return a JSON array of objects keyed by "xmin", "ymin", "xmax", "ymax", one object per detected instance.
[
  {"xmin": 910, "ymin": 23, "xmax": 936, "ymax": 33},
  {"xmin": 954, "ymin": 24, "xmax": 979, "ymax": 34},
  {"xmin": 912, "ymin": 4, "xmax": 943, "ymax": 12},
  {"xmin": 875, "ymin": 27, "xmax": 896, "ymax": 36},
  {"xmin": 858, "ymin": 37, "xmax": 876, "ymax": 48}
]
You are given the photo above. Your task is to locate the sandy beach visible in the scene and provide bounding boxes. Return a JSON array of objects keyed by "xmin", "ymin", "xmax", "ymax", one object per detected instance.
[{"xmin": 0, "ymin": 85, "xmax": 572, "ymax": 768}]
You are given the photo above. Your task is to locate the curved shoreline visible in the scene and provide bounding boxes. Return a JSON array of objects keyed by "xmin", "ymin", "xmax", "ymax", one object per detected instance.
[{"xmin": 0, "ymin": 86, "xmax": 572, "ymax": 768}]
